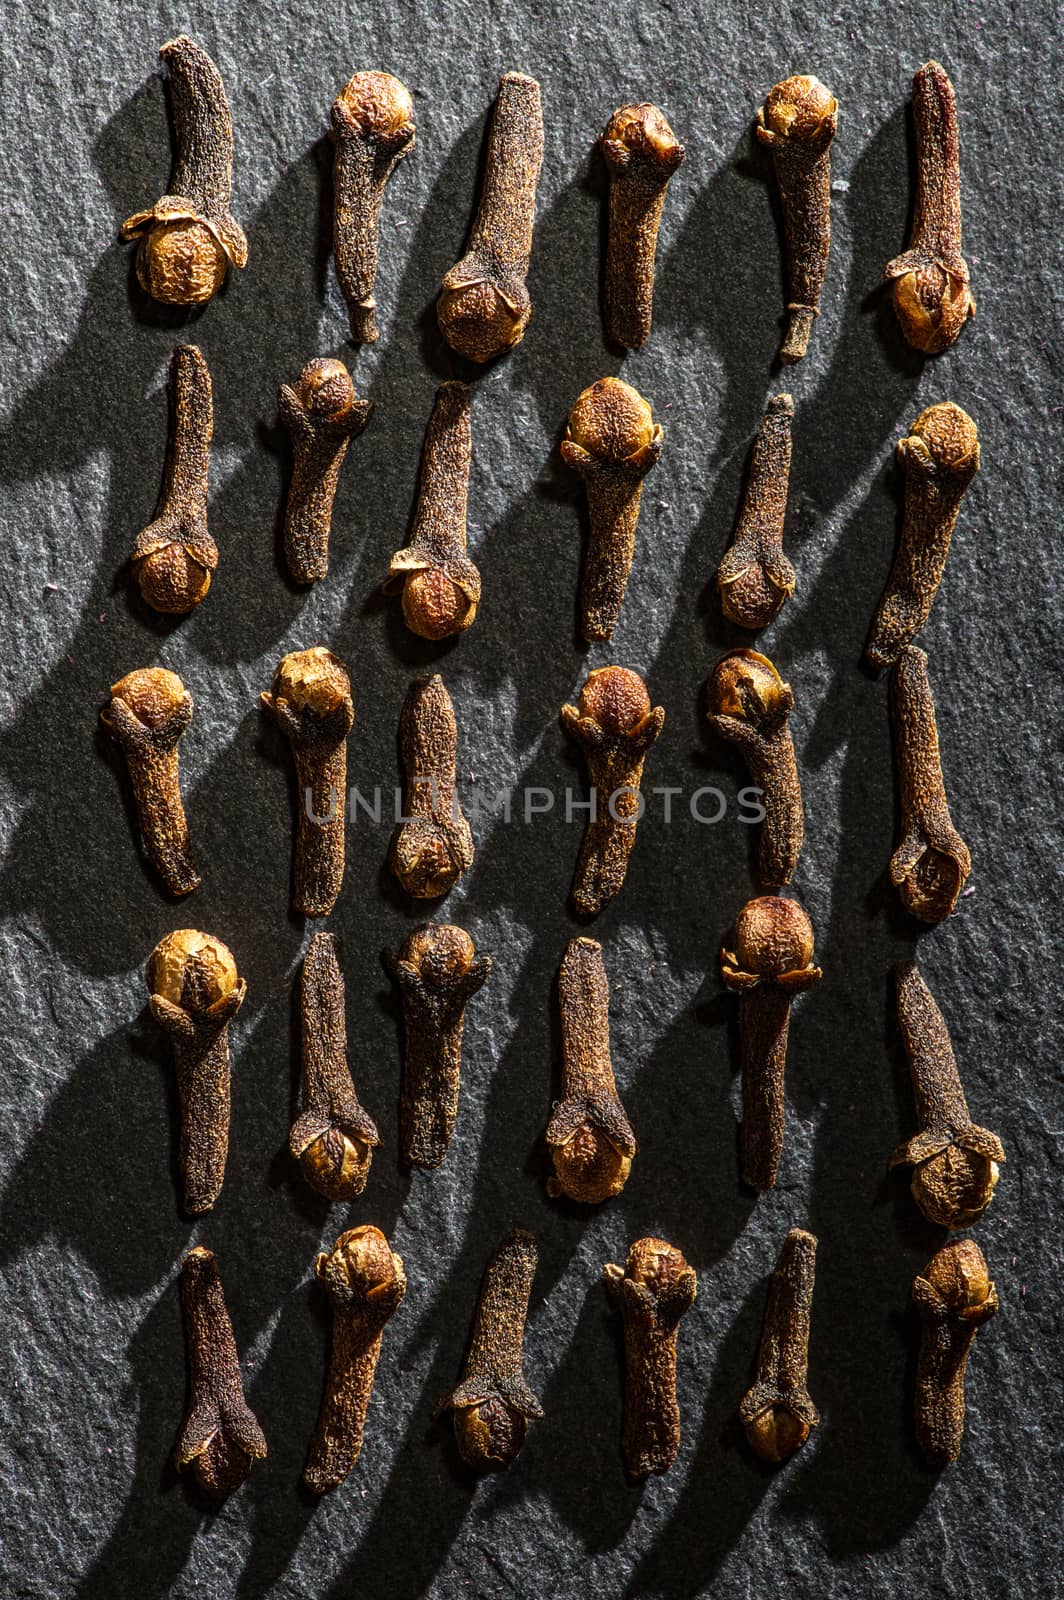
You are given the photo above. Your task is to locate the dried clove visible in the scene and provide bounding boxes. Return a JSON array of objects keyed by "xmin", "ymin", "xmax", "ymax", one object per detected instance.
[
  {"xmin": 280, "ymin": 358, "xmax": 372, "ymax": 585},
  {"xmin": 437, "ymin": 1229, "xmax": 543, "ymax": 1470},
  {"xmin": 600, "ymin": 103, "xmax": 685, "ymax": 349},
  {"xmin": 290, "ymin": 932, "xmax": 381, "ymax": 1201},
  {"xmin": 756, "ymin": 74, "xmax": 837, "ymax": 364},
  {"xmin": 884, "ymin": 62, "xmax": 974, "ymax": 354},
  {"xmin": 390, "ymin": 674, "xmax": 474, "ymax": 898},
  {"xmin": 913, "ymin": 1238, "xmax": 998, "ymax": 1468},
  {"xmin": 889, "ymin": 645, "xmax": 970, "ymax": 923},
  {"xmin": 866, "ymin": 402, "xmax": 979, "ymax": 668},
  {"xmin": 891, "ymin": 962, "xmax": 1003, "ymax": 1228},
  {"xmin": 384, "ymin": 382, "xmax": 481, "ymax": 639},
  {"xmin": 132, "ymin": 345, "xmax": 217, "ymax": 615},
  {"xmin": 560, "ymin": 378, "xmax": 663, "ymax": 642},
  {"xmin": 604, "ymin": 1238, "xmax": 697, "ymax": 1478},
  {"xmin": 706, "ymin": 649, "xmax": 803, "ymax": 890},
  {"xmin": 175, "ymin": 1247, "xmax": 266, "ymax": 1498},
  {"xmin": 545, "ymin": 936, "xmax": 637, "ymax": 1203},
  {"xmin": 148, "ymin": 929, "xmax": 246, "ymax": 1215},
  {"xmin": 715, "ymin": 394, "xmax": 795, "ymax": 627},
  {"xmin": 438, "ymin": 72, "xmax": 543, "ymax": 362},
  {"xmin": 260, "ymin": 647, "xmax": 354, "ymax": 919},
  {"xmin": 101, "ymin": 667, "xmax": 200, "ymax": 896},
  {"xmin": 387, "ymin": 923, "xmax": 492, "ymax": 1168},
  {"xmin": 330, "ymin": 71, "xmax": 415, "ymax": 345},
  {"xmin": 721, "ymin": 896, "xmax": 822, "ymax": 1191},
  {"xmin": 562, "ymin": 666, "xmax": 665, "ymax": 916},
  {"xmin": 304, "ymin": 1225, "xmax": 407, "ymax": 1494},
  {"xmin": 121, "ymin": 35, "xmax": 247, "ymax": 305},
  {"xmin": 740, "ymin": 1228, "xmax": 819, "ymax": 1463}
]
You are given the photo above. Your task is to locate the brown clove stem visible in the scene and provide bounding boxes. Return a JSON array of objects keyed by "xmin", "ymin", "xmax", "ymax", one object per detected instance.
[
  {"xmin": 331, "ymin": 71, "xmax": 416, "ymax": 345},
  {"xmin": 438, "ymin": 72, "xmax": 543, "ymax": 362},
  {"xmin": 101, "ymin": 667, "xmax": 200, "ymax": 895},
  {"xmin": 280, "ymin": 358, "xmax": 372, "ymax": 585},
  {"xmin": 604, "ymin": 1237, "xmax": 697, "ymax": 1478},
  {"xmin": 740, "ymin": 1228, "xmax": 820, "ymax": 1463},
  {"xmin": 304, "ymin": 1226, "xmax": 406, "ymax": 1494},
  {"xmin": 175, "ymin": 1247, "xmax": 266, "ymax": 1498},
  {"xmin": 132, "ymin": 345, "xmax": 217, "ymax": 614},
  {"xmin": 756, "ymin": 75, "xmax": 837, "ymax": 363},
  {"xmin": 560, "ymin": 378, "xmax": 663, "ymax": 642},
  {"xmin": 601, "ymin": 103, "xmax": 685, "ymax": 348},
  {"xmin": 706, "ymin": 649, "xmax": 803, "ymax": 890},
  {"xmin": 390, "ymin": 674, "xmax": 474, "ymax": 898},
  {"xmin": 913, "ymin": 1238, "xmax": 997, "ymax": 1468},
  {"xmin": 385, "ymin": 382, "xmax": 481, "ymax": 639},
  {"xmin": 889, "ymin": 645, "xmax": 970, "ymax": 923},
  {"xmin": 437, "ymin": 1229, "xmax": 543, "ymax": 1470},
  {"xmin": 387, "ymin": 923, "xmax": 492, "ymax": 1168},
  {"xmin": 715, "ymin": 394, "xmax": 796, "ymax": 627},
  {"xmin": 290, "ymin": 932, "xmax": 381, "ymax": 1200},
  {"xmin": 545, "ymin": 937, "xmax": 637, "ymax": 1203}
]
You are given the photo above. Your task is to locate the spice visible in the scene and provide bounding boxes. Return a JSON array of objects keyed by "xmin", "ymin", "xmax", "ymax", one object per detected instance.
[
  {"xmin": 715, "ymin": 394, "xmax": 796, "ymax": 627},
  {"xmin": 121, "ymin": 35, "xmax": 247, "ymax": 305},
  {"xmin": 390, "ymin": 674, "xmax": 474, "ymax": 898},
  {"xmin": 721, "ymin": 896, "xmax": 822, "ymax": 1190},
  {"xmin": 560, "ymin": 378, "xmax": 663, "ymax": 642},
  {"xmin": 884, "ymin": 62, "xmax": 974, "ymax": 354},
  {"xmin": 600, "ymin": 103, "xmax": 685, "ymax": 349},
  {"xmin": 280, "ymin": 358, "xmax": 372, "ymax": 585},
  {"xmin": 304, "ymin": 1225, "xmax": 406, "ymax": 1494},
  {"xmin": 260, "ymin": 648, "xmax": 354, "ymax": 918},
  {"xmin": 756, "ymin": 75, "xmax": 837, "ymax": 364},
  {"xmin": 913, "ymin": 1238, "xmax": 997, "ymax": 1468},
  {"xmin": 562, "ymin": 666, "xmax": 665, "ymax": 916},
  {"xmin": 101, "ymin": 667, "xmax": 200, "ymax": 896},
  {"xmin": 330, "ymin": 71, "xmax": 415, "ymax": 345},
  {"xmin": 545, "ymin": 936, "xmax": 637, "ymax": 1203},
  {"xmin": 706, "ymin": 649, "xmax": 803, "ymax": 890},
  {"xmin": 132, "ymin": 345, "xmax": 216, "ymax": 615},
  {"xmin": 890, "ymin": 962, "xmax": 1003, "ymax": 1228},
  {"xmin": 387, "ymin": 923, "xmax": 492, "ymax": 1168},
  {"xmin": 604, "ymin": 1237, "xmax": 697, "ymax": 1478},
  {"xmin": 739, "ymin": 1228, "xmax": 819, "ymax": 1463},
  {"xmin": 175, "ymin": 1247, "xmax": 266, "ymax": 1498},
  {"xmin": 384, "ymin": 382, "xmax": 480, "ymax": 639},
  {"xmin": 147, "ymin": 929, "xmax": 246, "ymax": 1215},
  {"xmin": 866, "ymin": 402, "xmax": 979, "ymax": 668},
  {"xmin": 290, "ymin": 932, "xmax": 381, "ymax": 1200},
  {"xmin": 437, "ymin": 72, "xmax": 543, "ymax": 362},
  {"xmin": 889, "ymin": 645, "xmax": 970, "ymax": 923},
  {"xmin": 437, "ymin": 1229, "xmax": 543, "ymax": 1470}
]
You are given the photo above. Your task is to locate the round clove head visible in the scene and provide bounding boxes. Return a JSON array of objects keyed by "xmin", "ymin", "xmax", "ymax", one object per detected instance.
[
  {"xmin": 733, "ymin": 895, "xmax": 815, "ymax": 978},
  {"xmin": 911, "ymin": 1146, "xmax": 1000, "ymax": 1231},
  {"xmin": 402, "ymin": 923, "xmax": 475, "ymax": 985},
  {"xmin": 625, "ymin": 1236, "xmax": 692, "ymax": 1294},
  {"xmin": 391, "ymin": 820, "xmax": 463, "ymax": 899},
  {"xmin": 108, "ymin": 667, "xmax": 189, "ymax": 725},
  {"xmin": 760, "ymin": 75, "xmax": 837, "ymax": 141},
  {"xmin": 134, "ymin": 542, "xmax": 212, "ymax": 614},
  {"xmin": 745, "ymin": 1405, "xmax": 812, "ymax": 1464},
  {"xmin": 453, "ymin": 1398, "xmax": 528, "ymax": 1471},
  {"xmin": 135, "ymin": 219, "xmax": 229, "ymax": 306},
  {"xmin": 296, "ymin": 357, "xmax": 357, "ymax": 418},
  {"xmin": 566, "ymin": 377, "xmax": 656, "ymax": 462},
  {"xmin": 904, "ymin": 401, "xmax": 980, "ymax": 476},
  {"xmin": 578, "ymin": 665, "xmax": 651, "ymax": 735},
  {"xmin": 437, "ymin": 277, "xmax": 530, "ymax": 364},
  {"xmin": 602, "ymin": 102, "xmax": 685, "ymax": 177},
  {"xmin": 334, "ymin": 70, "xmax": 415, "ymax": 145},
  {"xmin": 891, "ymin": 269, "xmax": 974, "ymax": 355},
  {"xmin": 708, "ymin": 650, "xmax": 792, "ymax": 722},
  {"xmin": 269, "ymin": 647, "xmax": 351, "ymax": 714},
  {"xmin": 300, "ymin": 1128, "xmax": 374, "ymax": 1200},
  {"xmin": 921, "ymin": 1238, "xmax": 995, "ymax": 1316},
  {"xmin": 401, "ymin": 566, "xmax": 475, "ymax": 640},
  {"xmin": 148, "ymin": 928, "xmax": 239, "ymax": 1014},
  {"xmin": 322, "ymin": 1224, "xmax": 401, "ymax": 1297},
  {"xmin": 550, "ymin": 1127, "xmax": 632, "ymax": 1205}
]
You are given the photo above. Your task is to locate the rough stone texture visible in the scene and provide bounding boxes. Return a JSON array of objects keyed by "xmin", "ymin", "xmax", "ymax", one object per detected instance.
[{"xmin": 1, "ymin": 2, "xmax": 1061, "ymax": 1596}]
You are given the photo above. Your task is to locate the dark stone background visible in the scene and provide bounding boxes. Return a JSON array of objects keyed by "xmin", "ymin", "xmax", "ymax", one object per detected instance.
[{"xmin": 1, "ymin": 1, "xmax": 1060, "ymax": 1595}]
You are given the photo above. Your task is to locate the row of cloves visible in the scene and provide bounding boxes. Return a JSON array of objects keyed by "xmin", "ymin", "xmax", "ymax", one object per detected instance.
[
  {"xmin": 178, "ymin": 1214, "xmax": 997, "ymax": 1502},
  {"xmin": 124, "ymin": 40, "xmax": 974, "ymax": 364}
]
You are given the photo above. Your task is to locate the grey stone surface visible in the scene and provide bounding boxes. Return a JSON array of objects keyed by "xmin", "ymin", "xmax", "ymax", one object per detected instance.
[{"xmin": 1, "ymin": 0, "xmax": 1061, "ymax": 1595}]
